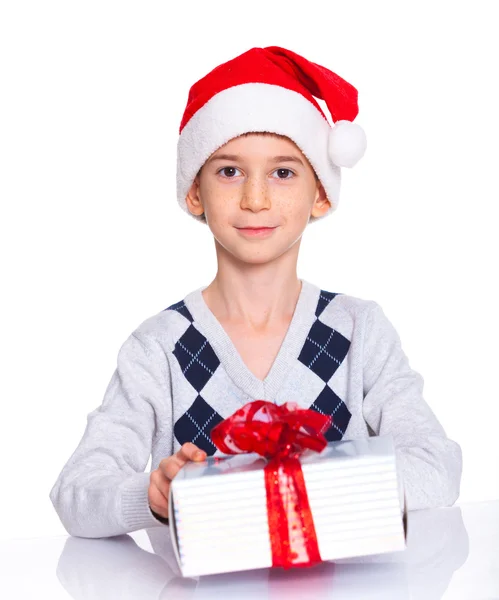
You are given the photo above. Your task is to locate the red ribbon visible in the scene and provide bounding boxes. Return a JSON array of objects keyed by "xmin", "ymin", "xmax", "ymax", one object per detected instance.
[{"xmin": 210, "ymin": 400, "xmax": 332, "ymax": 569}]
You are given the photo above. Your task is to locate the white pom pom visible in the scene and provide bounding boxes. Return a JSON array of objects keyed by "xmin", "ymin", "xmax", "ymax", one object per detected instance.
[{"xmin": 328, "ymin": 120, "xmax": 367, "ymax": 168}]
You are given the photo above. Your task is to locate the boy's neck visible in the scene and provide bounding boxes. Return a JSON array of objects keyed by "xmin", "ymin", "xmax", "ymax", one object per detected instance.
[{"xmin": 201, "ymin": 274, "xmax": 303, "ymax": 332}]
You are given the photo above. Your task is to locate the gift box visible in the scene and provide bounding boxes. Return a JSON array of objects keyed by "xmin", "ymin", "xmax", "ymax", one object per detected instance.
[{"xmin": 168, "ymin": 402, "xmax": 407, "ymax": 578}]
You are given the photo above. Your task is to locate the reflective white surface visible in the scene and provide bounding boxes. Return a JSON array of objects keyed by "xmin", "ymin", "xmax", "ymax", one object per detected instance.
[{"xmin": 1, "ymin": 501, "xmax": 498, "ymax": 599}]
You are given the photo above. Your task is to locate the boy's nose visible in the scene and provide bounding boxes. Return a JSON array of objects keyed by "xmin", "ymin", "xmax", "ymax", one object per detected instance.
[{"xmin": 239, "ymin": 180, "xmax": 272, "ymax": 212}]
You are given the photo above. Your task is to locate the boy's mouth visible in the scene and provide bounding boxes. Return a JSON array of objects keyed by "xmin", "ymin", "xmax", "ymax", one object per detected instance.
[{"xmin": 235, "ymin": 226, "xmax": 277, "ymax": 238}]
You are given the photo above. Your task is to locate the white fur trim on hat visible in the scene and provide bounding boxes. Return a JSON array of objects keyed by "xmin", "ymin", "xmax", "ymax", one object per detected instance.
[{"xmin": 176, "ymin": 82, "xmax": 365, "ymax": 224}]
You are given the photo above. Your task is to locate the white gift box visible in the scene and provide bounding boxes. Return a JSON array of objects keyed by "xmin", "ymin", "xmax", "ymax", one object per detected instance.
[{"xmin": 168, "ymin": 435, "xmax": 407, "ymax": 578}]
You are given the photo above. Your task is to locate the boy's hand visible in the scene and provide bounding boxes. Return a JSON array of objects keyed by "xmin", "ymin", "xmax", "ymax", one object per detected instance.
[{"xmin": 148, "ymin": 442, "xmax": 207, "ymax": 521}]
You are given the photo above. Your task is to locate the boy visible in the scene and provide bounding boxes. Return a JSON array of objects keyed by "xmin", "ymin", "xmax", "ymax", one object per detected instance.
[{"xmin": 49, "ymin": 46, "xmax": 462, "ymax": 538}]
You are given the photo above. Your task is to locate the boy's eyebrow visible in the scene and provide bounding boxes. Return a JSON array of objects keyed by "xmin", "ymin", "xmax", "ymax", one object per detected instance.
[{"xmin": 206, "ymin": 153, "xmax": 304, "ymax": 166}]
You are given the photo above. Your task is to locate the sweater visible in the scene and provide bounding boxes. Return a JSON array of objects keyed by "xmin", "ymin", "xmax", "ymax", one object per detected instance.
[{"xmin": 49, "ymin": 278, "xmax": 463, "ymax": 538}]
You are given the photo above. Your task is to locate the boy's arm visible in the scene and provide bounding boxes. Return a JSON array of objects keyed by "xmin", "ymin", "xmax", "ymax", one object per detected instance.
[
  {"xmin": 361, "ymin": 301, "xmax": 463, "ymax": 511},
  {"xmin": 49, "ymin": 330, "xmax": 172, "ymax": 538}
]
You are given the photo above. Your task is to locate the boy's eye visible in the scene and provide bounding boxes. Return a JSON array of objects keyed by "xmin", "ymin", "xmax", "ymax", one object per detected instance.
[
  {"xmin": 272, "ymin": 168, "xmax": 294, "ymax": 180},
  {"xmin": 218, "ymin": 167, "xmax": 241, "ymax": 178},
  {"xmin": 217, "ymin": 167, "xmax": 295, "ymax": 179}
]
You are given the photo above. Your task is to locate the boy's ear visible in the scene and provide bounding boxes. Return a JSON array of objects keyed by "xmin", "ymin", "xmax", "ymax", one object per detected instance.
[
  {"xmin": 185, "ymin": 176, "xmax": 205, "ymax": 217},
  {"xmin": 310, "ymin": 179, "xmax": 331, "ymax": 219}
]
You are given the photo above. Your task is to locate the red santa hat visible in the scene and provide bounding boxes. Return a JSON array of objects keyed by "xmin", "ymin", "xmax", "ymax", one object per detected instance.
[{"xmin": 176, "ymin": 46, "xmax": 367, "ymax": 224}]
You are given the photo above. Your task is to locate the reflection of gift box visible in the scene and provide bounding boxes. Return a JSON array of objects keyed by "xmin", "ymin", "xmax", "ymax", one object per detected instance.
[{"xmin": 169, "ymin": 435, "xmax": 407, "ymax": 578}]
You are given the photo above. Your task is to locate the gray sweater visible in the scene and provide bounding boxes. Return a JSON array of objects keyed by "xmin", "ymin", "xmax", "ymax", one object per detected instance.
[{"xmin": 49, "ymin": 278, "xmax": 463, "ymax": 538}]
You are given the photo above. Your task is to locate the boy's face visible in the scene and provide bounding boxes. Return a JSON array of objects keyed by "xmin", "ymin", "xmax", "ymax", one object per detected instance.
[{"xmin": 185, "ymin": 132, "xmax": 330, "ymax": 264}]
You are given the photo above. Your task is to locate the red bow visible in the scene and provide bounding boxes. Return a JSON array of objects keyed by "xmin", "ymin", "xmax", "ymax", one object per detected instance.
[{"xmin": 211, "ymin": 400, "xmax": 332, "ymax": 569}]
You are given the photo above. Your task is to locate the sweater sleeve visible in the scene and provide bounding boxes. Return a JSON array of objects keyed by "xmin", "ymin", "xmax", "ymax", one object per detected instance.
[
  {"xmin": 49, "ymin": 330, "xmax": 173, "ymax": 538},
  {"xmin": 361, "ymin": 301, "xmax": 463, "ymax": 511}
]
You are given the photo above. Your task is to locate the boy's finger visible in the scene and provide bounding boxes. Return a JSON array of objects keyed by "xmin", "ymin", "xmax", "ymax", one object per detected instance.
[
  {"xmin": 160, "ymin": 445, "xmax": 207, "ymax": 480},
  {"xmin": 149, "ymin": 482, "xmax": 169, "ymax": 510},
  {"xmin": 177, "ymin": 442, "xmax": 207, "ymax": 462},
  {"xmin": 163, "ymin": 458, "xmax": 183, "ymax": 481}
]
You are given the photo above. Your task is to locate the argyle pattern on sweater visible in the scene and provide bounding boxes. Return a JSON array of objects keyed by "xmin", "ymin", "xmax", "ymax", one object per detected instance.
[{"xmin": 164, "ymin": 290, "xmax": 352, "ymax": 455}]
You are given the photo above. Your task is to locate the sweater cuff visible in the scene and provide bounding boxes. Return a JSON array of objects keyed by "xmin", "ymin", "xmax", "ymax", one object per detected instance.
[{"xmin": 119, "ymin": 471, "xmax": 169, "ymax": 531}]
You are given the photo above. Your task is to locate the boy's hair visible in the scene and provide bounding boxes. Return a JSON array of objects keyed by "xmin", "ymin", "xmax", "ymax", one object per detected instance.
[{"xmin": 195, "ymin": 131, "xmax": 318, "ymax": 223}]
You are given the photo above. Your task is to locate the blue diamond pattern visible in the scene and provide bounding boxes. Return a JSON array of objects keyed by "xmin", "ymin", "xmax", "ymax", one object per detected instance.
[
  {"xmin": 173, "ymin": 396, "xmax": 224, "ymax": 455},
  {"xmin": 309, "ymin": 384, "xmax": 352, "ymax": 442},
  {"xmin": 298, "ymin": 318, "xmax": 350, "ymax": 382},
  {"xmin": 164, "ymin": 300, "xmax": 194, "ymax": 323},
  {"xmin": 316, "ymin": 291, "xmax": 341, "ymax": 317},
  {"xmin": 172, "ymin": 324, "xmax": 220, "ymax": 392}
]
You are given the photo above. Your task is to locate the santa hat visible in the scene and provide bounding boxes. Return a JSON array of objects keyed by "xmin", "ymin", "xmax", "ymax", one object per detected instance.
[{"xmin": 176, "ymin": 46, "xmax": 367, "ymax": 224}]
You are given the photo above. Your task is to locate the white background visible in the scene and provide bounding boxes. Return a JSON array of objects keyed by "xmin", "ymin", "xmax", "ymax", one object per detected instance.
[{"xmin": 1, "ymin": 1, "xmax": 498, "ymax": 542}]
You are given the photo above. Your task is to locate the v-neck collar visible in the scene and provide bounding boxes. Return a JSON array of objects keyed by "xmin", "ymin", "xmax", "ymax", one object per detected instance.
[{"xmin": 182, "ymin": 278, "xmax": 321, "ymax": 402}]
